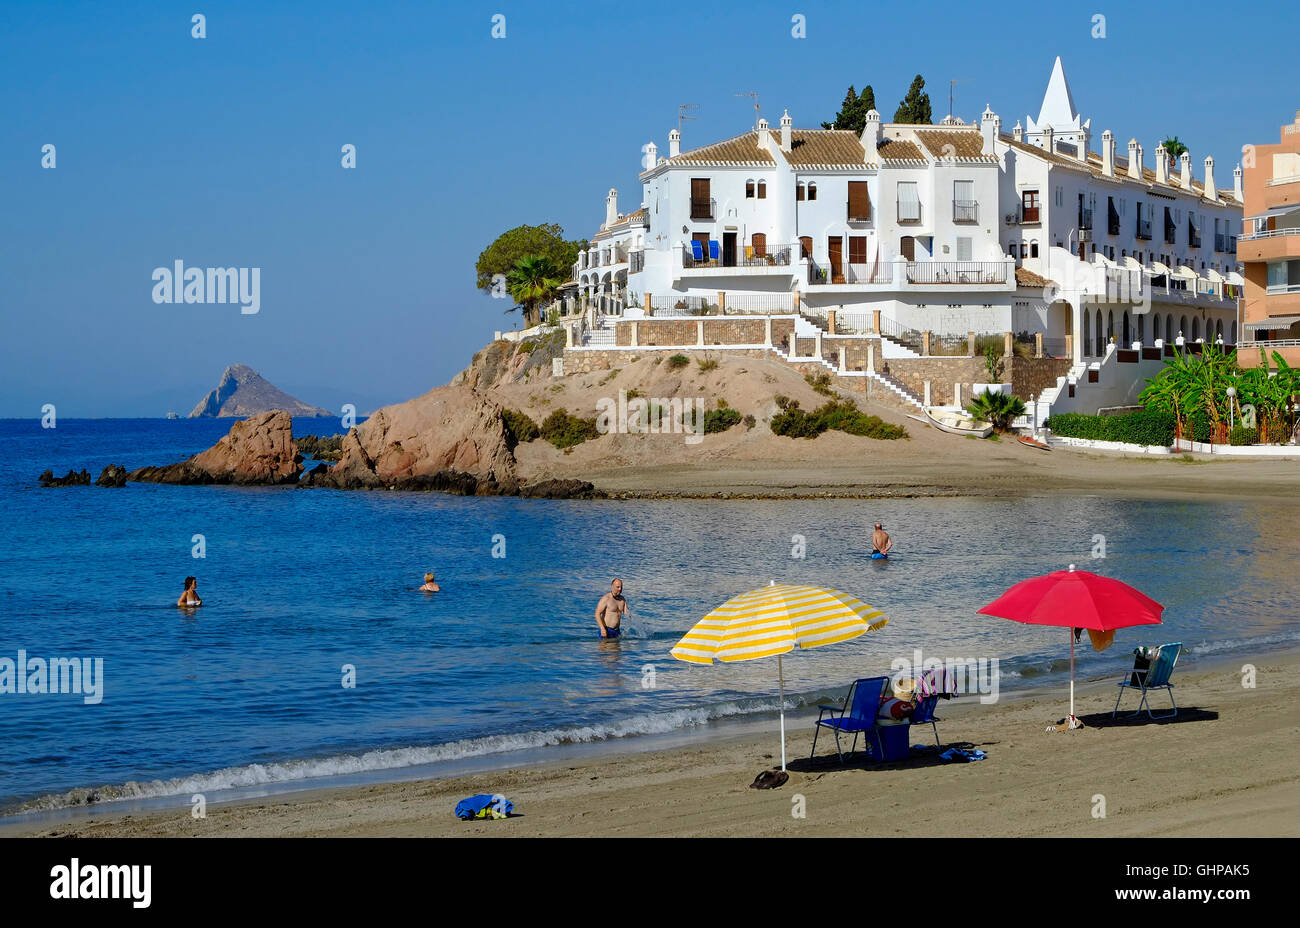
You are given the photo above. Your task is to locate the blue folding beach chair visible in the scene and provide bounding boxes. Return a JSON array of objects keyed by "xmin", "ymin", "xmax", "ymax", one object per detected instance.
[
  {"xmin": 708, "ymin": 240, "xmax": 720, "ymax": 264},
  {"xmin": 811, "ymin": 676, "xmax": 888, "ymax": 763},
  {"xmin": 911, "ymin": 694, "xmax": 943, "ymax": 748},
  {"xmin": 1113, "ymin": 642, "xmax": 1182, "ymax": 719},
  {"xmin": 690, "ymin": 239, "xmax": 705, "ymax": 264}
]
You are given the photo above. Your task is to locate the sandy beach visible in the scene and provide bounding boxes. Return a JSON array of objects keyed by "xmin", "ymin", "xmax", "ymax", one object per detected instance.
[{"xmin": 10, "ymin": 650, "xmax": 1297, "ymax": 838}]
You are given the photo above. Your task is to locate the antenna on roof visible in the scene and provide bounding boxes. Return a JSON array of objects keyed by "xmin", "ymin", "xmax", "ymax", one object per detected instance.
[
  {"xmin": 677, "ymin": 103, "xmax": 699, "ymax": 134},
  {"xmin": 734, "ymin": 91, "xmax": 761, "ymax": 128},
  {"xmin": 949, "ymin": 79, "xmax": 970, "ymax": 121}
]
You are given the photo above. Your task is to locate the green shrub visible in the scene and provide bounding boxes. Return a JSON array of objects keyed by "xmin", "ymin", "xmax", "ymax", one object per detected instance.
[
  {"xmin": 770, "ymin": 399, "xmax": 906, "ymax": 440},
  {"xmin": 742, "ymin": 414, "xmax": 756, "ymax": 429},
  {"xmin": 702, "ymin": 406, "xmax": 743, "ymax": 434},
  {"xmin": 500, "ymin": 409, "xmax": 540, "ymax": 446},
  {"xmin": 539, "ymin": 408, "xmax": 600, "ymax": 449},
  {"xmin": 518, "ymin": 339, "xmax": 539, "ymax": 354},
  {"xmin": 666, "ymin": 354, "xmax": 690, "ymax": 370},
  {"xmin": 1228, "ymin": 425, "xmax": 1259, "ymax": 446},
  {"xmin": 697, "ymin": 358, "xmax": 719, "ymax": 372},
  {"xmin": 296, "ymin": 434, "xmax": 344, "ymax": 461},
  {"xmin": 805, "ymin": 372, "xmax": 834, "ymax": 396},
  {"xmin": 1044, "ymin": 410, "xmax": 1177, "ymax": 446},
  {"xmin": 625, "ymin": 388, "xmax": 644, "ymax": 399}
]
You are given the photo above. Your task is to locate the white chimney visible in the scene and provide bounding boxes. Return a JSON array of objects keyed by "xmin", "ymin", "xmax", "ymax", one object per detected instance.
[
  {"xmin": 1203, "ymin": 156, "xmax": 1219, "ymax": 203},
  {"xmin": 644, "ymin": 141, "xmax": 657, "ymax": 171},
  {"xmin": 668, "ymin": 129, "xmax": 680, "ymax": 158},
  {"xmin": 1043, "ymin": 126, "xmax": 1054, "ymax": 154},
  {"xmin": 1233, "ymin": 163, "xmax": 1243, "ymax": 201},
  {"xmin": 779, "ymin": 109, "xmax": 792, "ymax": 153},
  {"xmin": 1101, "ymin": 130, "xmax": 1115, "ymax": 178},
  {"xmin": 1127, "ymin": 139, "xmax": 1143, "ymax": 180},
  {"xmin": 1155, "ymin": 143, "xmax": 1169, "ymax": 185},
  {"xmin": 860, "ymin": 109, "xmax": 881, "ymax": 163},
  {"xmin": 980, "ymin": 104, "xmax": 1000, "ymax": 156},
  {"xmin": 756, "ymin": 117, "xmax": 770, "ymax": 148},
  {"xmin": 605, "ymin": 189, "xmax": 618, "ymax": 229},
  {"xmin": 1012, "ymin": 120, "xmax": 1023, "ymax": 142},
  {"xmin": 1179, "ymin": 151, "xmax": 1192, "ymax": 189},
  {"xmin": 1078, "ymin": 125, "xmax": 1090, "ymax": 162}
]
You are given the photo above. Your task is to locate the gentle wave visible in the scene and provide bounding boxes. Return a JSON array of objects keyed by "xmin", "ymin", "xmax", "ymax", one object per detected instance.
[{"xmin": 15, "ymin": 691, "xmax": 840, "ymax": 813}]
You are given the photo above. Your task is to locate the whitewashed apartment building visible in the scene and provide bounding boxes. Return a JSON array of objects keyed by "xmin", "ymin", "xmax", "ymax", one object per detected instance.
[{"xmin": 574, "ymin": 58, "xmax": 1243, "ymax": 373}]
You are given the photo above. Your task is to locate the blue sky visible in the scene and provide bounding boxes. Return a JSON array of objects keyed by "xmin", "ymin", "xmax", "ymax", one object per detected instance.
[{"xmin": 1, "ymin": 0, "xmax": 1291, "ymax": 416}]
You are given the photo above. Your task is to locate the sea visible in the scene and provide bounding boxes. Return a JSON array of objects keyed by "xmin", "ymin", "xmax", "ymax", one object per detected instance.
[{"xmin": 1, "ymin": 417, "xmax": 1297, "ymax": 818}]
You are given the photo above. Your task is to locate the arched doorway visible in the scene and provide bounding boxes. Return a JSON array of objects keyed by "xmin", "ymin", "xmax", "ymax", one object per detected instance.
[
  {"xmin": 1083, "ymin": 308, "xmax": 1092, "ymax": 356},
  {"xmin": 1095, "ymin": 310, "xmax": 1103, "ymax": 354},
  {"xmin": 1191, "ymin": 317, "xmax": 1200, "ymax": 341},
  {"xmin": 1123, "ymin": 311, "xmax": 1130, "ymax": 345}
]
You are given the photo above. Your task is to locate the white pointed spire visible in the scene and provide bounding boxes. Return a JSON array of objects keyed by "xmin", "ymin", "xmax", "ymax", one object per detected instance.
[{"xmin": 1037, "ymin": 56, "xmax": 1079, "ymax": 130}]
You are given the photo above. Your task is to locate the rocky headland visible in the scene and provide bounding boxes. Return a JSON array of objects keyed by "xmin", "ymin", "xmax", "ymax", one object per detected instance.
[{"xmin": 189, "ymin": 364, "xmax": 333, "ymax": 418}]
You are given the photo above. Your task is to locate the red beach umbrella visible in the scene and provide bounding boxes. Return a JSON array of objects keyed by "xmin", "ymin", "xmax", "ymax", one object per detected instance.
[{"xmin": 978, "ymin": 565, "xmax": 1163, "ymax": 727}]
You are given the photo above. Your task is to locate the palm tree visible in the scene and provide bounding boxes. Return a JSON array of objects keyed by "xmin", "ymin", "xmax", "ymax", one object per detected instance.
[
  {"xmin": 1160, "ymin": 136, "xmax": 1188, "ymax": 159},
  {"xmin": 505, "ymin": 255, "xmax": 563, "ymax": 326},
  {"xmin": 967, "ymin": 389, "xmax": 1026, "ymax": 433}
]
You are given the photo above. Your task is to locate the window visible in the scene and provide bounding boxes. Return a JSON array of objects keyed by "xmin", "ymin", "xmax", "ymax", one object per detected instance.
[
  {"xmin": 690, "ymin": 178, "xmax": 712, "ymax": 219},
  {"xmin": 799, "ymin": 236, "xmax": 812, "ymax": 259},
  {"xmin": 806, "ymin": 182, "xmax": 815, "ymax": 201},
  {"xmin": 953, "ymin": 180, "xmax": 976, "ymax": 222},
  {"xmin": 1055, "ymin": 186, "xmax": 1063, "ymax": 207},
  {"xmin": 956, "ymin": 237, "xmax": 972, "ymax": 261},
  {"xmin": 745, "ymin": 180, "xmax": 755, "ymax": 199},
  {"xmin": 897, "ymin": 182, "xmax": 920, "ymax": 222},
  {"xmin": 1030, "ymin": 241, "xmax": 1039, "ymax": 258},
  {"xmin": 751, "ymin": 233, "xmax": 767, "ymax": 257},
  {"xmin": 1022, "ymin": 190, "xmax": 1040, "ymax": 222},
  {"xmin": 796, "ymin": 183, "xmax": 805, "ymax": 201},
  {"xmin": 848, "ymin": 181, "xmax": 871, "ymax": 221},
  {"xmin": 757, "ymin": 180, "xmax": 767, "ymax": 199}
]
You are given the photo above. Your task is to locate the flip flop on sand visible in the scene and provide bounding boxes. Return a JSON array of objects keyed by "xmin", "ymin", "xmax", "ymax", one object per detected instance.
[{"xmin": 749, "ymin": 769, "xmax": 789, "ymax": 790}]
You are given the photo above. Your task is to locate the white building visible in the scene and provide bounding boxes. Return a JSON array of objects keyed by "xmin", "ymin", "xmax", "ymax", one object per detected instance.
[{"xmin": 570, "ymin": 57, "xmax": 1243, "ymax": 379}]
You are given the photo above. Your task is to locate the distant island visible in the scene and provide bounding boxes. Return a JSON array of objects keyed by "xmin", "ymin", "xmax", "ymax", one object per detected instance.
[{"xmin": 189, "ymin": 364, "xmax": 333, "ymax": 418}]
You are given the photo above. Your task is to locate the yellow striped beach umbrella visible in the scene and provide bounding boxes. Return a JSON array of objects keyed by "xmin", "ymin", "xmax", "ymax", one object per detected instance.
[{"xmin": 671, "ymin": 582, "xmax": 888, "ymax": 770}]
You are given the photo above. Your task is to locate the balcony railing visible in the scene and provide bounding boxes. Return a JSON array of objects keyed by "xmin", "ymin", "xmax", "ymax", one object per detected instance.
[
  {"xmin": 680, "ymin": 243, "xmax": 795, "ymax": 270},
  {"xmin": 629, "ymin": 250, "xmax": 644, "ymax": 274},
  {"xmin": 847, "ymin": 204, "xmax": 872, "ymax": 222},
  {"xmin": 1215, "ymin": 232, "xmax": 1227, "ymax": 252},
  {"xmin": 807, "ymin": 261, "xmax": 893, "ymax": 285},
  {"xmin": 1189, "ymin": 228, "xmax": 1202, "ymax": 248},
  {"xmin": 953, "ymin": 200, "xmax": 979, "ymax": 223},
  {"xmin": 1164, "ymin": 220, "xmax": 1177, "ymax": 244},
  {"xmin": 1014, "ymin": 205, "xmax": 1040, "ymax": 224},
  {"xmin": 1107, "ymin": 213, "xmax": 1120, "ymax": 235},
  {"xmin": 1137, "ymin": 219, "xmax": 1152, "ymax": 240},
  {"xmin": 1078, "ymin": 207, "xmax": 1093, "ymax": 231},
  {"xmin": 1241, "ymin": 226, "xmax": 1300, "ymax": 241},
  {"xmin": 689, "ymin": 197, "xmax": 716, "ymax": 220},
  {"xmin": 905, "ymin": 260, "xmax": 1009, "ymax": 284}
]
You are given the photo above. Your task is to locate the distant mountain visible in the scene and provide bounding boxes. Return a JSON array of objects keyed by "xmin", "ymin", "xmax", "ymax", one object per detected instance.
[{"xmin": 189, "ymin": 364, "xmax": 334, "ymax": 418}]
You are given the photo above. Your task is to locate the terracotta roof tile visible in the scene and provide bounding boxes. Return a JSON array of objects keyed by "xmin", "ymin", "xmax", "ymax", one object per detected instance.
[
  {"xmin": 876, "ymin": 136, "xmax": 923, "ymax": 162},
  {"xmin": 780, "ymin": 129, "xmax": 866, "ymax": 167},
  {"xmin": 665, "ymin": 132, "xmax": 774, "ymax": 166},
  {"xmin": 913, "ymin": 128, "xmax": 997, "ymax": 162},
  {"xmin": 1015, "ymin": 266, "xmax": 1052, "ymax": 288}
]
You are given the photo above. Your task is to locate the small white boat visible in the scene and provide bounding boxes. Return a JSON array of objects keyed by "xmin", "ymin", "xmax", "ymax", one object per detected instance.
[{"xmin": 918, "ymin": 407, "xmax": 993, "ymax": 438}]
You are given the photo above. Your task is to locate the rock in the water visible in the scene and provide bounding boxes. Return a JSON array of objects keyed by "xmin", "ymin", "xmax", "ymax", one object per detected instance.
[
  {"xmin": 189, "ymin": 364, "xmax": 333, "ymax": 418},
  {"xmin": 518, "ymin": 479, "xmax": 603, "ymax": 499},
  {"xmin": 130, "ymin": 410, "xmax": 303, "ymax": 485},
  {"xmin": 95, "ymin": 464, "xmax": 128, "ymax": 487},
  {"xmin": 39, "ymin": 468, "xmax": 91, "ymax": 487}
]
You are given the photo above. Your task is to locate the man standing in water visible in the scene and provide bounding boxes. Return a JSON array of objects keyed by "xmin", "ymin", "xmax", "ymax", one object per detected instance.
[
  {"xmin": 872, "ymin": 523, "xmax": 894, "ymax": 557},
  {"xmin": 595, "ymin": 578, "xmax": 629, "ymax": 639}
]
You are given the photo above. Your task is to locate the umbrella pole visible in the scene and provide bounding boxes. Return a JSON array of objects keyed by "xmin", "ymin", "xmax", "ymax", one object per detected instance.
[
  {"xmin": 1069, "ymin": 628, "xmax": 1076, "ymax": 726},
  {"xmin": 778, "ymin": 654, "xmax": 787, "ymax": 772}
]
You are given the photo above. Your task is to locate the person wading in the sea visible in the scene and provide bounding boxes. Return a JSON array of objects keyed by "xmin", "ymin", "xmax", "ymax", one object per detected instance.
[
  {"xmin": 872, "ymin": 523, "xmax": 894, "ymax": 556},
  {"xmin": 177, "ymin": 576, "xmax": 202, "ymax": 607},
  {"xmin": 595, "ymin": 578, "xmax": 629, "ymax": 639}
]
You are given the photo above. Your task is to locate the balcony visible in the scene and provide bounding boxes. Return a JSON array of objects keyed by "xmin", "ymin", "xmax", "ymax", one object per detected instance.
[
  {"xmin": 1006, "ymin": 205, "xmax": 1040, "ymax": 224},
  {"xmin": 1264, "ymin": 174, "xmax": 1300, "ymax": 209},
  {"xmin": 1108, "ymin": 215, "xmax": 1120, "ymax": 236},
  {"xmin": 689, "ymin": 197, "xmax": 715, "ymax": 220},
  {"xmin": 1238, "ymin": 227, "xmax": 1300, "ymax": 262},
  {"xmin": 808, "ymin": 261, "xmax": 894, "ymax": 286},
  {"xmin": 1136, "ymin": 219, "xmax": 1152, "ymax": 240},
  {"xmin": 1189, "ymin": 227, "xmax": 1202, "ymax": 249},
  {"xmin": 1078, "ymin": 207, "xmax": 1093, "ymax": 231},
  {"xmin": 953, "ymin": 200, "xmax": 979, "ymax": 223},
  {"xmin": 629, "ymin": 250, "xmax": 644, "ymax": 274},
  {"xmin": 1215, "ymin": 232, "xmax": 1227, "ymax": 252},
  {"xmin": 1164, "ymin": 221, "xmax": 1177, "ymax": 245},
  {"xmin": 678, "ymin": 242, "xmax": 795, "ymax": 275},
  {"xmin": 905, "ymin": 260, "xmax": 1009, "ymax": 285}
]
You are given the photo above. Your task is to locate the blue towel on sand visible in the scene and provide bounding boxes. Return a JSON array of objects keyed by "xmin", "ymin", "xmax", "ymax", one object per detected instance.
[
  {"xmin": 939, "ymin": 748, "xmax": 986, "ymax": 763},
  {"xmin": 455, "ymin": 794, "xmax": 514, "ymax": 820}
]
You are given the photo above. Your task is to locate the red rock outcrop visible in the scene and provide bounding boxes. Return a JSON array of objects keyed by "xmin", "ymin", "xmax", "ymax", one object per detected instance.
[{"xmin": 129, "ymin": 410, "xmax": 302, "ymax": 485}]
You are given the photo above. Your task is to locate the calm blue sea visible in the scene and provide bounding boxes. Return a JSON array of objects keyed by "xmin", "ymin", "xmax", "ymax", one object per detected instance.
[{"xmin": 1, "ymin": 418, "xmax": 1297, "ymax": 814}]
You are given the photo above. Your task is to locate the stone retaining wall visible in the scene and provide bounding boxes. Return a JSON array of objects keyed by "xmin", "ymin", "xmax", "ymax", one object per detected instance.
[{"xmin": 613, "ymin": 317, "xmax": 796, "ymax": 348}]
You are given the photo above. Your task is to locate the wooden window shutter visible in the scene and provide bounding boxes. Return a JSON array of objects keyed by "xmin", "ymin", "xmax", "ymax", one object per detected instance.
[
  {"xmin": 848, "ymin": 236, "xmax": 867, "ymax": 264},
  {"xmin": 799, "ymin": 236, "xmax": 812, "ymax": 259},
  {"xmin": 757, "ymin": 180, "xmax": 767, "ymax": 199},
  {"xmin": 848, "ymin": 181, "xmax": 870, "ymax": 220}
]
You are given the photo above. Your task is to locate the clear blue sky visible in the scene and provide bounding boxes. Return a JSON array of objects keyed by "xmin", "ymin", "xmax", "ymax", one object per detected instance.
[{"xmin": 1, "ymin": 0, "xmax": 1291, "ymax": 416}]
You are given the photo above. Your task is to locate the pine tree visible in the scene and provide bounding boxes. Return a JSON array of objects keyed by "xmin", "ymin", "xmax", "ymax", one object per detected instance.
[
  {"xmin": 893, "ymin": 75, "xmax": 933, "ymax": 125},
  {"xmin": 822, "ymin": 84, "xmax": 877, "ymax": 133}
]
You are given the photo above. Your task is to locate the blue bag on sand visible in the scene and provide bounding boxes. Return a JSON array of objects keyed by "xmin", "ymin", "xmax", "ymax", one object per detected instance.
[
  {"xmin": 939, "ymin": 748, "xmax": 986, "ymax": 763},
  {"xmin": 454, "ymin": 794, "xmax": 513, "ymax": 820}
]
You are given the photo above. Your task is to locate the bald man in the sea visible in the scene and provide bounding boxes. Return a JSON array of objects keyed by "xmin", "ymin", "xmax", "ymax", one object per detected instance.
[{"xmin": 595, "ymin": 578, "xmax": 630, "ymax": 639}]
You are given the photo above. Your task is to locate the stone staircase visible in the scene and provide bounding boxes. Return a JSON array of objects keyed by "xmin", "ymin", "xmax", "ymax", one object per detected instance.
[
  {"xmin": 872, "ymin": 368, "xmax": 925, "ymax": 407},
  {"xmin": 581, "ymin": 316, "xmax": 617, "ymax": 347}
]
